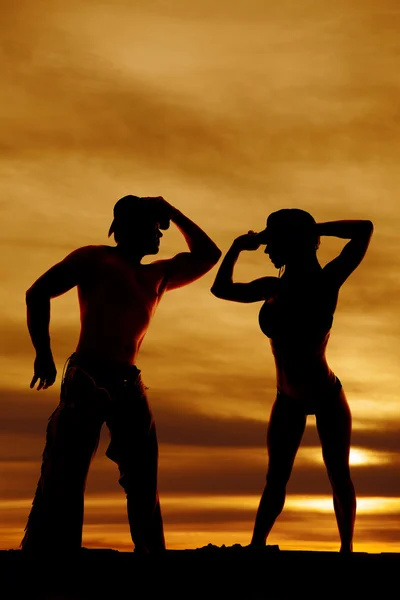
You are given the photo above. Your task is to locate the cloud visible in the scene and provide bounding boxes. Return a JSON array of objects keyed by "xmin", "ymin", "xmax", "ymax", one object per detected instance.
[
  {"xmin": 3, "ymin": 0, "xmax": 400, "ymax": 196},
  {"xmin": 2, "ymin": 384, "xmax": 400, "ymax": 452}
]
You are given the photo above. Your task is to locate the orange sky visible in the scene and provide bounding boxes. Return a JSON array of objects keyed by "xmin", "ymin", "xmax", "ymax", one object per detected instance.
[{"xmin": 1, "ymin": 0, "xmax": 400, "ymax": 552}]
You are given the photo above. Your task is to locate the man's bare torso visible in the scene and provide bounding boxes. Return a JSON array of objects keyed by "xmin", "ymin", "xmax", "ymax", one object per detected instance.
[
  {"xmin": 75, "ymin": 245, "xmax": 167, "ymax": 364},
  {"xmin": 26, "ymin": 201, "xmax": 221, "ymax": 390}
]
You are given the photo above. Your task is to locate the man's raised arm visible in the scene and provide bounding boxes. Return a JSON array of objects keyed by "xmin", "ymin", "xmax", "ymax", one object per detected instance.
[{"xmin": 155, "ymin": 198, "xmax": 222, "ymax": 290}]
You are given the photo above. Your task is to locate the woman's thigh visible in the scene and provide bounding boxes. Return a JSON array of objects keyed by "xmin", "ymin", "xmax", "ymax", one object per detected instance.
[
  {"xmin": 316, "ymin": 387, "xmax": 352, "ymax": 470},
  {"xmin": 266, "ymin": 393, "xmax": 307, "ymax": 477}
]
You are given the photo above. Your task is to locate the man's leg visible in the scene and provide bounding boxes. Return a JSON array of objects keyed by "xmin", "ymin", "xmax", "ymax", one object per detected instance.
[
  {"xmin": 106, "ymin": 372, "xmax": 165, "ymax": 554},
  {"xmin": 21, "ymin": 367, "xmax": 104, "ymax": 553}
]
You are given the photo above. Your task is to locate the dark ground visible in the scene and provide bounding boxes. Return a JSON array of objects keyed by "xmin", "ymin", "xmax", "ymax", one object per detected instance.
[{"xmin": 2, "ymin": 545, "xmax": 399, "ymax": 599}]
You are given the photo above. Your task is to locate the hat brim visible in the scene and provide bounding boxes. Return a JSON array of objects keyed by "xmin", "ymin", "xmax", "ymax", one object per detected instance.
[
  {"xmin": 108, "ymin": 220, "xmax": 115, "ymax": 237},
  {"xmin": 108, "ymin": 216, "xmax": 170, "ymax": 238},
  {"xmin": 256, "ymin": 228, "xmax": 269, "ymax": 244}
]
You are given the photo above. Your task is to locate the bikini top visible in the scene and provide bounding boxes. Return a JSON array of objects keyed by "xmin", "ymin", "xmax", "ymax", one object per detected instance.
[{"xmin": 258, "ymin": 272, "xmax": 335, "ymax": 343}]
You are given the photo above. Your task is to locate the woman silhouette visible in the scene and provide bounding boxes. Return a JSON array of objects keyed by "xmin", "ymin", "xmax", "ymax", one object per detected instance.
[{"xmin": 211, "ymin": 210, "xmax": 373, "ymax": 552}]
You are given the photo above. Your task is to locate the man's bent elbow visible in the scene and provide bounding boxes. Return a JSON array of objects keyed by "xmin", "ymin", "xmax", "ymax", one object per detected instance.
[
  {"xmin": 365, "ymin": 220, "xmax": 374, "ymax": 234},
  {"xmin": 26, "ymin": 285, "xmax": 49, "ymax": 305},
  {"xmin": 195, "ymin": 246, "xmax": 222, "ymax": 272},
  {"xmin": 25, "ymin": 287, "xmax": 35, "ymax": 304},
  {"xmin": 206, "ymin": 245, "xmax": 222, "ymax": 265},
  {"xmin": 360, "ymin": 220, "xmax": 374, "ymax": 242}
]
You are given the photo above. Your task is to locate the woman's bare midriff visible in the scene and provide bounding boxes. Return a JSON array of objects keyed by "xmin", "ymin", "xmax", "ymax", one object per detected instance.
[{"xmin": 270, "ymin": 333, "xmax": 337, "ymax": 400}]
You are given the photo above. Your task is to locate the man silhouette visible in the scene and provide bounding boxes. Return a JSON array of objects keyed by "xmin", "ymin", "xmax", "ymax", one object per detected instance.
[{"xmin": 21, "ymin": 195, "xmax": 221, "ymax": 555}]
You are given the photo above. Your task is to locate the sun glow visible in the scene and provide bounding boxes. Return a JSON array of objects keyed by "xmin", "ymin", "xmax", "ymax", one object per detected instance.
[
  {"xmin": 2, "ymin": 493, "xmax": 399, "ymax": 515},
  {"xmin": 298, "ymin": 446, "xmax": 395, "ymax": 467},
  {"xmin": 285, "ymin": 496, "xmax": 400, "ymax": 514},
  {"xmin": 349, "ymin": 447, "xmax": 389, "ymax": 466},
  {"xmin": 2, "ymin": 493, "xmax": 400, "ymax": 552}
]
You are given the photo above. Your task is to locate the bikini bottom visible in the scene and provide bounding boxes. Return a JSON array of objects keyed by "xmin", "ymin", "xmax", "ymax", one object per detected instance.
[{"xmin": 275, "ymin": 376, "xmax": 343, "ymax": 416}]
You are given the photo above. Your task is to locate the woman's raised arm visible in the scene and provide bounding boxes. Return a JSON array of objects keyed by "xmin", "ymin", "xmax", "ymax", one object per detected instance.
[
  {"xmin": 211, "ymin": 232, "xmax": 278, "ymax": 303},
  {"xmin": 318, "ymin": 220, "xmax": 374, "ymax": 287}
]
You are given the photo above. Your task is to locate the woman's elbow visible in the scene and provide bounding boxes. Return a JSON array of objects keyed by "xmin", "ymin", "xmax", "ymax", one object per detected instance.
[{"xmin": 210, "ymin": 284, "xmax": 226, "ymax": 299}]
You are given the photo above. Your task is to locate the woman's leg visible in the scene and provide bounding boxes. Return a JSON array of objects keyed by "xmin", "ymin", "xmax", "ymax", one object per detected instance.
[
  {"xmin": 251, "ymin": 393, "xmax": 307, "ymax": 546},
  {"xmin": 316, "ymin": 387, "xmax": 356, "ymax": 552}
]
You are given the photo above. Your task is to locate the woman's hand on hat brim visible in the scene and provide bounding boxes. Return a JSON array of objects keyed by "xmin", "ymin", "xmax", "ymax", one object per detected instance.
[{"xmin": 233, "ymin": 231, "xmax": 263, "ymax": 251}]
